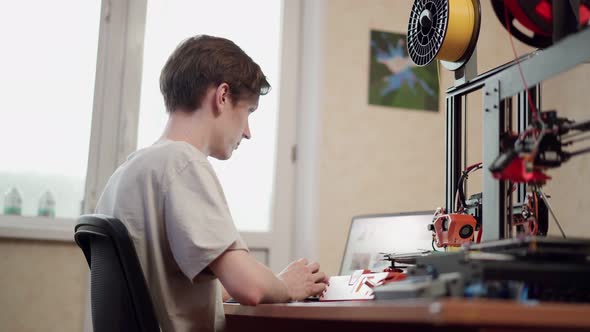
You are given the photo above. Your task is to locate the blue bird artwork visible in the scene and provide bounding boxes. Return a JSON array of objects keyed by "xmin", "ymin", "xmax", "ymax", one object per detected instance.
[{"xmin": 368, "ymin": 30, "xmax": 439, "ymax": 112}]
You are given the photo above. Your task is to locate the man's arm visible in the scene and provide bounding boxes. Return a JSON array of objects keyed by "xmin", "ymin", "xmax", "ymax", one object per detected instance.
[{"xmin": 209, "ymin": 250, "xmax": 327, "ymax": 306}]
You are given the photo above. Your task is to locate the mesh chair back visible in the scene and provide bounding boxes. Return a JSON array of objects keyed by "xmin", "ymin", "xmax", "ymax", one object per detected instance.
[{"xmin": 75, "ymin": 214, "xmax": 160, "ymax": 332}]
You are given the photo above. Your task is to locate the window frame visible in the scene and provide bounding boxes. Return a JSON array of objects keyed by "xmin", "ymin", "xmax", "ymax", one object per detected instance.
[
  {"xmin": 0, "ymin": 0, "xmax": 148, "ymax": 243},
  {"xmin": 0, "ymin": 0, "xmax": 315, "ymax": 271}
]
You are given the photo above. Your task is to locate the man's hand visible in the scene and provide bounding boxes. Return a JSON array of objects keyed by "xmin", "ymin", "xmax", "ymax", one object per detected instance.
[
  {"xmin": 210, "ymin": 251, "xmax": 329, "ymax": 305},
  {"xmin": 277, "ymin": 258, "xmax": 329, "ymax": 301}
]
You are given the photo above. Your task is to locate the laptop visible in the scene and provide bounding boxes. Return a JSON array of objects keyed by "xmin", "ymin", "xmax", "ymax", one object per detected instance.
[{"xmin": 339, "ymin": 211, "xmax": 434, "ymax": 276}]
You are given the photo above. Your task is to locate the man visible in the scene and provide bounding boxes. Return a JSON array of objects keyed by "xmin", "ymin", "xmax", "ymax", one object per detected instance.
[{"xmin": 96, "ymin": 35, "xmax": 328, "ymax": 331}]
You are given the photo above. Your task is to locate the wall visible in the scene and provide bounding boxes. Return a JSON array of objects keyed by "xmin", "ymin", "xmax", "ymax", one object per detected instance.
[
  {"xmin": 318, "ymin": 0, "xmax": 443, "ymax": 275},
  {"xmin": 0, "ymin": 239, "xmax": 87, "ymax": 332},
  {"xmin": 317, "ymin": 0, "xmax": 590, "ymax": 275}
]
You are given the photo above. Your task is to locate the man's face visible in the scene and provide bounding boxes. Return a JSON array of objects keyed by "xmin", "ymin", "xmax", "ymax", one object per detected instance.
[{"xmin": 211, "ymin": 95, "xmax": 258, "ymax": 160}]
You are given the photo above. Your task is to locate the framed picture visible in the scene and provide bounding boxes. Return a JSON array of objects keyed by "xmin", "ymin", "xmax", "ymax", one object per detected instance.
[{"xmin": 368, "ymin": 29, "xmax": 439, "ymax": 112}]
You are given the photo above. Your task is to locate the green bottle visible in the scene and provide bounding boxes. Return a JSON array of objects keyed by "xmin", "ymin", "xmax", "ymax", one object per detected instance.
[
  {"xmin": 4, "ymin": 187, "xmax": 23, "ymax": 216},
  {"xmin": 38, "ymin": 191, "xmax": 56, "ymax": 217}
]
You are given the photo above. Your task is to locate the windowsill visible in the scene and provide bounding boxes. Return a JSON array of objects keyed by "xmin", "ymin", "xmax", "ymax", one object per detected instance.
[{"xmin": 0, "ymin": 215, "xmax": 76, "ymax": 242}]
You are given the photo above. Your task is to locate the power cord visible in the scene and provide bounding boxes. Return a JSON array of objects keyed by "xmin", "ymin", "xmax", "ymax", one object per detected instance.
[{"xmin": 535, "ymin": 186, "xmax": 567, "ymax": 238}]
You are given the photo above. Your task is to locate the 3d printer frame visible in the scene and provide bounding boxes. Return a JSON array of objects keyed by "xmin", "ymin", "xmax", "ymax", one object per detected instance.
[{"xmin": 444, "ymin": 27, "xmax": 590, "ymax": 242}]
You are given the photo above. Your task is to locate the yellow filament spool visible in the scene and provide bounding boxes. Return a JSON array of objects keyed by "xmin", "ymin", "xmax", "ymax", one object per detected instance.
[
  {"xmin": 407, "ymin": 0, "xmax": 481, "ymax": 71},
  {"xmin": 437, "ymin": 0, "xmax": 476, "ymax": 62}
]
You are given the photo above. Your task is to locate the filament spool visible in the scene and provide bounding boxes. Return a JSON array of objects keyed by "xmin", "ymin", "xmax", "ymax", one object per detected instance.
[
  {"xmin": 407, "ymin": 0, "xmax": 481, "ymax": 71},
  {"xmin": 491, "ymin": 0, "xmax": 590, "ymax": 49}
]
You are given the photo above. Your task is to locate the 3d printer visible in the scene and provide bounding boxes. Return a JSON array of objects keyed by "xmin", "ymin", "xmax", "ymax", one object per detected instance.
[
  {"xmin": 390, "ymin": 0, "xmax": 590, "ymax": 302},
  {"xmin": 407, "ymin": 0, "xmax": 590, "ymax": 248}
]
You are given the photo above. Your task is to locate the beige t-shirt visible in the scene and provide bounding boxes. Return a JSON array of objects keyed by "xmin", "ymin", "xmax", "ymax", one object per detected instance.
[{"xmin": 96, "ymin": 139, "xmax": 248, "ymax": 332}]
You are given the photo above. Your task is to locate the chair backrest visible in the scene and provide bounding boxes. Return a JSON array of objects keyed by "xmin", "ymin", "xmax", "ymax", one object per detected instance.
[{"xmin": 75, "ymin": 214, "xmax": 160, "ymax": 332}]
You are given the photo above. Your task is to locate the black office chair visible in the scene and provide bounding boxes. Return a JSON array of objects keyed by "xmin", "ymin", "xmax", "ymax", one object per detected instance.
[{"xmin": 75, "ymin": 214, "xmax": 160, "ymax": 332}]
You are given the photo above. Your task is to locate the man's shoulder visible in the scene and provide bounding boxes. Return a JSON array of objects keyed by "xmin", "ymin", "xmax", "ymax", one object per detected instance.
[
  {"xmin": 118, "ymin": 140, "xmax": 209, "ymax": 182},
  {"xmin": 132, "ymin": 140, "xmax": 207, "ymax": 165}
]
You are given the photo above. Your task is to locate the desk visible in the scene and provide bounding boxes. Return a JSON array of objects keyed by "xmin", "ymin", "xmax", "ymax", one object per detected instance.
[{"xmin": 225, "ymin": 299, "xmax": 590, "ymax": 331}]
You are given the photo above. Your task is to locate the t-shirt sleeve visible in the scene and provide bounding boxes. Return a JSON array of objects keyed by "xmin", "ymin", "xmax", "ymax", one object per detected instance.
[{"xmin": 163, "ymin": 160, "xmax": 248, "ymax": 281}]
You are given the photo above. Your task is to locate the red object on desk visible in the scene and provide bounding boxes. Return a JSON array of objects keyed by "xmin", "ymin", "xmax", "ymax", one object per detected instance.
[{"xmin": 320, "ymin": 269, "xmax": 406, "ymax": 301}]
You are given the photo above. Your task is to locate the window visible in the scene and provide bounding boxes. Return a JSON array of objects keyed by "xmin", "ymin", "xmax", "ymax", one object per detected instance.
[
  {"xmin": 137, "ymin": 0, "xmax": 283, "ymax": 231},
  {"xmin": 0, "ymin": 1, "xmax": 101, "ymax": 219}
]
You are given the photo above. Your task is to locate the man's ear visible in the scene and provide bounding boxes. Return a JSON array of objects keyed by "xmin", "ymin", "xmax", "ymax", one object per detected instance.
[{"xmin": 213, "ymin": 83, "xmax": 231, "ymax": 115}]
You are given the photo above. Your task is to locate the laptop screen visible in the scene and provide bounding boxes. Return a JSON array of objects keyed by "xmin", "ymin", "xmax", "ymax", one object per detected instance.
[{"xmin": 339, "ymin": 211, "xmax": 434, "ymax": 276}]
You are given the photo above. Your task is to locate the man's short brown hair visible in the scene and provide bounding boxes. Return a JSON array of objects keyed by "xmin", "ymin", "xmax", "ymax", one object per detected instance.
[{"xmin": 160, "ymin": 35, "xmax": 271, "ymax": 112}]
